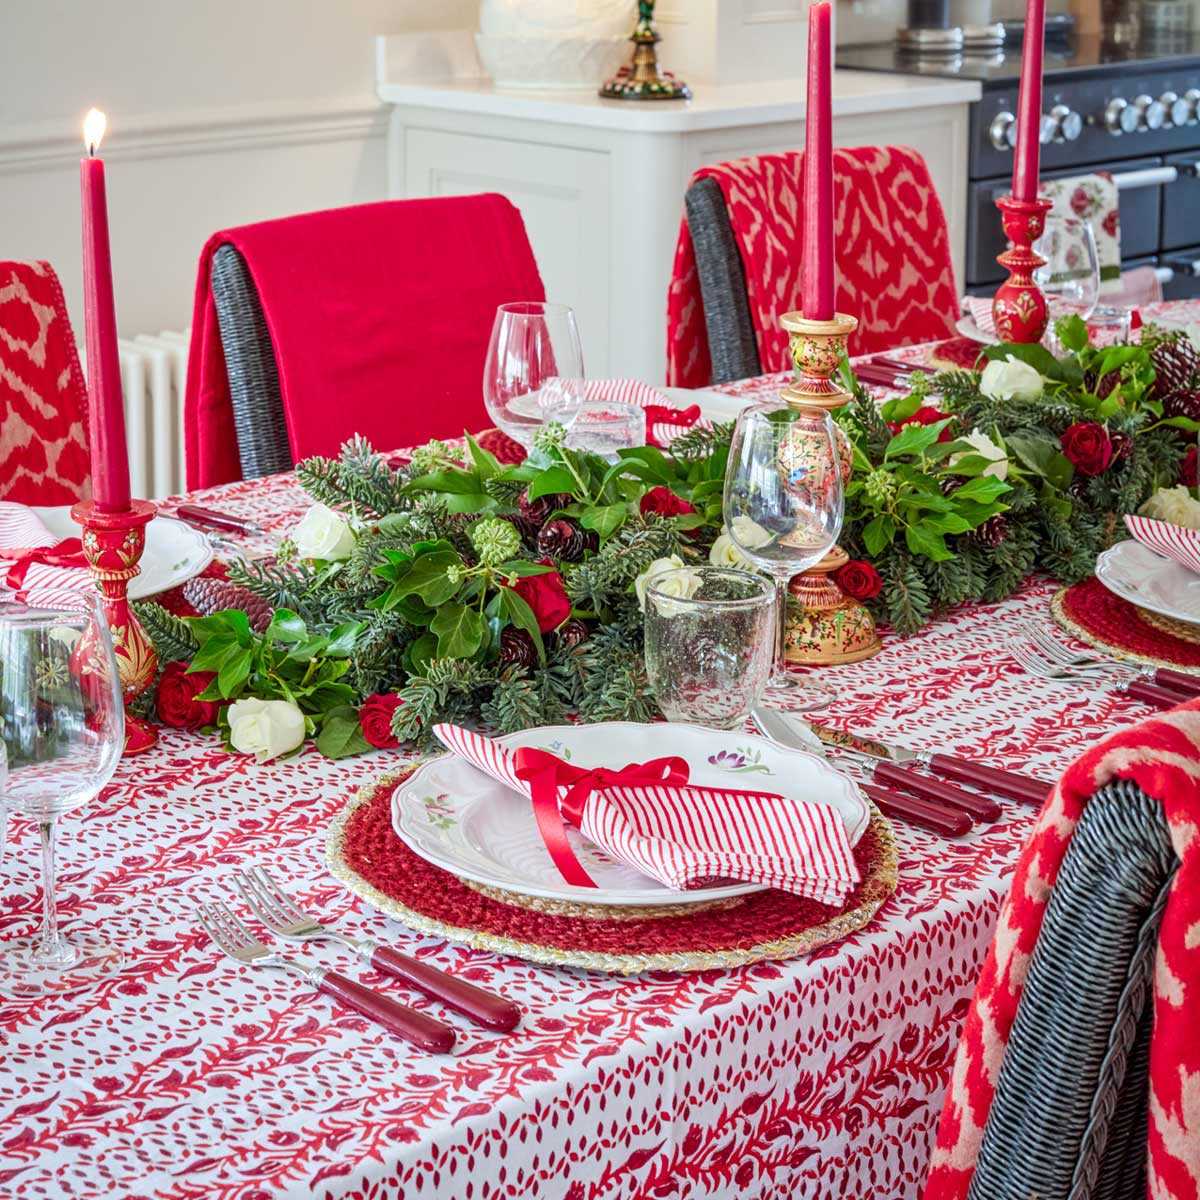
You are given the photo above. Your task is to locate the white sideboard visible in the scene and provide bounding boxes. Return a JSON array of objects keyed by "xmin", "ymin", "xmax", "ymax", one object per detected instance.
[{"xmin": 376, "ymin": 36, "xmax": 980, "ymax": 381}]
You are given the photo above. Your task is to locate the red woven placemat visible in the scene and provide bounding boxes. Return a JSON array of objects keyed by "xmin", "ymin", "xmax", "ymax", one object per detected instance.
[
  {"xmin": 326, "ymin": 770, "xmax": 898, "ymax": 974},
  {"xmin": 1054, "ymin": 576, "xmax": 1200, "ymax": 667}
]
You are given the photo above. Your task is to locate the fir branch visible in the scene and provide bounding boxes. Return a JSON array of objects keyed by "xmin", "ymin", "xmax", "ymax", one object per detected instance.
[
  {"xmin": 294, "ymin": 436, "xmax": 409, "ymax": 517},
  {"xmin": 391, "ymin": 659, "xmax": 496, "ymax": 748},
  {"xmin": 666, "ymin": 420, "xmax": 734, "ymax": 461},
  {"xmin": 879, "ymin": 553, "xmax": 933, "ymax": 637},
  {"xmin": 133, "ymin": 602, "xmax": 199, "ymax": 663},
  {"xmin": 225, "ymin": 556, "xmax": 323, "ymax": 621},
  {"xmin": 565, "ymin": 517, "xmax": 679, "ymax": 613}
]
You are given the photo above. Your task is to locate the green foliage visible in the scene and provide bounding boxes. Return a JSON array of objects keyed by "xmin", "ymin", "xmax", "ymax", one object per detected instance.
[
  {"xmin": 134, "ymin": 602, "xmax": 199, "ymax": 663},
  {"xmin": 294, "ymin": 436, "xmax": 409, "ymax": 517}
]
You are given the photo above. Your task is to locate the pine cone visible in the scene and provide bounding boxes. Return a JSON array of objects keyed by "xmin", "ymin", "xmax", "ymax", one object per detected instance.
[
  {"xmin": 182, "ymin": 577, "xmax": 273, "ymax": 632},
  {"xmin": 1083, "ymin": 370, "xmax": 1122, "ymax": 400},
  {"xmin": 499, "ymin": 627, "xmax": 538, "ymax": 669},
  {"xmin": 518, "ymin": 490, "xmax": 571, "ymax": 528},
  {"xmin": 970, "ymin": 515, "xmax": 1008, "ymax": 547},
  {"xmin": 1162, "ymin": 389, "xmax": 1200, "ymax": 424},
  {"xmin": 940, "ymin": 476, "xmax": 964, "ymax": 497},
  {"xmin": 1109, "ymin": 429, "xmax": 1133, "ymax": 462},
  {"xmin": 537, "ymin": 517, "xmax": 588, "ymax": 562},
  {"xmin": 554, "ymin": 617, "xmax": 590, "ymax": 651},
  {"xmin": 501, "ymin": 512, "xmax": 542, "ymax": 546},
  {"xmin": 1150, "ymin": 335, "xmax": 1200, "ymax": 399}
]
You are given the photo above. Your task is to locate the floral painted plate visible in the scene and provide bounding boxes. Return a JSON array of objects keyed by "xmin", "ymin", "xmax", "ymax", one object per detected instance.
[{"xmin": 392, "ymin": 722, "xmax": 870, "ymax": 908}]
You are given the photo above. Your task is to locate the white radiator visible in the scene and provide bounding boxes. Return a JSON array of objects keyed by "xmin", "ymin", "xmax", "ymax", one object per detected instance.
[{"xmin": 106, "ymin": 330, "xmax": 190, "ymax": 500}]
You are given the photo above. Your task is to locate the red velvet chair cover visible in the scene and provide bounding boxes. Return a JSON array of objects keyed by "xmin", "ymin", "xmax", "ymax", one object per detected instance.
[
  {"xmin": 184, "ymin": 195, "xmax": 546, "ymax": 489},
  {"xmin": 0, "ymin": 261, "xmax": 90, "ymax": 504},
  {"xmin": 667, "ymin": 146, "xmax": 959, "ymax": 387}
]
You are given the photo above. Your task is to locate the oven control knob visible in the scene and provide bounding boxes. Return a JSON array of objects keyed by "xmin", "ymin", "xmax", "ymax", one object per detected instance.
[
  {"xmin": 1171, "ymin": 89, "xmax": 1200, "ymax": 126},
  {"xmin": 1134, "ymin": 93, "xmax": 1167, "ymax": 130},
  {"xmin": 1046, "ymin": 103, "xmax": 1083, "ymax": 142},
  {"xmin": 989, "ymin": 110, "xmax": 1016, "ymax": 150},
  {"xmin": 1160, "ymin": 92, "xmax": 1179, "ymax": 126},
  {"xmin": 1105, "ymin": 97, "xmax": 1130, "ymax": 134}
]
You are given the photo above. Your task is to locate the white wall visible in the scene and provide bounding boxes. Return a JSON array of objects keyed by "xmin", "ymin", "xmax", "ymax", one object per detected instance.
[{"xmin": 0, "ymin": 0, "xmax": 479, "ymax": 337}]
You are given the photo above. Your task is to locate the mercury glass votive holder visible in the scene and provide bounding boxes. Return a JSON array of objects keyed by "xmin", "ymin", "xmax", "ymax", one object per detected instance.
[{"xmin": 644, "ymin": 566, "xmax": 775, "ymax": 730}]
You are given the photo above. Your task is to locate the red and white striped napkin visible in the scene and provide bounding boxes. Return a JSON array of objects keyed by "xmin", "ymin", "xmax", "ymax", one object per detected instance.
[
  {"xmin": 434, "ymin": 723, "xmax": 860, "ymax": 903},
  {"xmin": 0, "ymin": 503, "xmax": 89, "ymax": 594},
  {"xmin": 1125, "ymin": 514, "xmax": 1200, "ymax": 575},
  {"xmin": 581, "ymin": 379, "xmax": 707, "ymax": 448}
]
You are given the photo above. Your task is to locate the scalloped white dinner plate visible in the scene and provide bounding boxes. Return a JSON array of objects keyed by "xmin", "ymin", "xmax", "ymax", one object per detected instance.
[
  {"xmin": 392, "ymin": 721, "xmax": 870, "ymax": 907},
  {"xmin": 32, "ymin": 507, "xmax": 213, "ymax": 600},
  {"xmin": 1096, "ymin": 539, "xmax": 1200, "ymax": 627}
]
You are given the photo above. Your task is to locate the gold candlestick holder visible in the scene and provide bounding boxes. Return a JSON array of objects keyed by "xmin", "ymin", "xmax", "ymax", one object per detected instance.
[
  {"xmin": 778, "ymin": 310, "xmax": 883, "ymax": 666},
  {"xmin": 600, "ymin": 0, "xmax": 692, "ymax": 100}
]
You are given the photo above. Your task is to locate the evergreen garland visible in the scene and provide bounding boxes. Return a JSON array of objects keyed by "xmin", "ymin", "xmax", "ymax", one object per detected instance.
[{"xmin": 133, "ymin": 602, "xmax": 199, "ymax": 662}]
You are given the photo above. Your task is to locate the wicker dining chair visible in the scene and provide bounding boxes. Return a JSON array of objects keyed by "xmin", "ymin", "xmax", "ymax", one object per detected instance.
[
  {"xmin": 960, "ymin": 777, "xmax": 1178, "ymax": 1200},
  {"xmin": 668, "ymin": 146, "xmax": 960, "ymax": 386}
]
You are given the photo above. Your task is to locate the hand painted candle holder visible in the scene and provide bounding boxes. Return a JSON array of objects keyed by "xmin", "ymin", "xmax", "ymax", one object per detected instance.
[
  {"xmin": 600, "ymin": 0, "xmax": 691, "ymax": 100},
  {"xmin": 992, "ymin": 195, "xmax": 1053, "ymax": 344},
  {"xmin": 778, "ymin": 310, "xmax": 883, "ymax": 666},
  {"xmin": 71, "ymin": 499, "xmax": 159, "ymax": 755}
]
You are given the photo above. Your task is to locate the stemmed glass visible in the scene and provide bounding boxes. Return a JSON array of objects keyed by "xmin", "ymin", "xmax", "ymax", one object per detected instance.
[
  {"xmin": 0, "ymin": 588, "xmax": 125, "ymax": 996},
  {"xmin": 483, "ymin": 301, "xmax": 586, "ymax": 447},
  {"xmin": 1034, "ymin": 216, "xmax": 1101, "ymax": 335},
  {"xmin": 723, "ymin": 401, "xmax": 845, "ymax": 710}
]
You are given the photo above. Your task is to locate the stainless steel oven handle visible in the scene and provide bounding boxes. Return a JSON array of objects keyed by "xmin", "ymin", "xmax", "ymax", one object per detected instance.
[
  {"xmin": 1112, "ymin": 166, "xmax": 1179, "ymax": 190},
  {"xmin": 1163, "ymin": 258, "xmax": 1200, "ymax": 279}
]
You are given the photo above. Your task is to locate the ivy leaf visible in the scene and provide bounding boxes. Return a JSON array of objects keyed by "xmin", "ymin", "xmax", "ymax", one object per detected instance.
[
  {"xmin": 266, "ymin": 609, "xmax": 307, "ymax": 644},
  {"xmin": 325, "ymin": 621, "xmax": 364, "ymax": 657},
  {"xmin": 498, "ymin": 587, "xmax": 546, "ymax": 664},
  {"xmin": 385, "ymin": 550, "xmax": 461, "ymax": 608},
  {"xmin": 189, "ymin": 635, "xmax": 240, "ymax": 673},
  {"xmin": 1056, "ymin": 313, "xmax": 1089, "ymax": 354},
  {"xmin": 1006, "ymin": 434, "xmax": 1074, "ymax": 491},
  {"xmin": 884, "ymin": 419, "xmax": 953, "ymax": 460},
  {"xmin": 879, "ymin": 392, "xmax": 923, "ymax": 423},
  {"xmin": 527, "ymin": 466, "xmax": 579, "ymax": 500},
  {"xmin": 862, "ymin": 514, "xmax": 897, "ymax": 556},
  {"xmin": 951, "ymin": 475, "xmax": 1011, "ymax": 503},
  {"xmin": 430, "ymin": 603, "xmax": 484, "ymax": 659},
  {"xmin": 403, "ymin": 632, "xmax": 438, "ymax": 674},
  {"xmin": 216, "ymin": 648, "xmax": 252, "ymax": 698},
  {"xmin": 189, "ymin": 609, "xmax": 254, "ymax": 647},
  {"xmin": 464, "ymin": 433, "xmax": 501, "ymax": 481},
  {"xmin": 498, "ymin": 560, "xmax": 552, "ymax": 578},
  {"xmin": 315, "ymin": 706, "xmax": 371, "ymax": 759},
  {"xmin": 580, "ymin": 503, "xmax": 627, "ymax": 540},
  {"xmin": 904, "ymin": 522, "xmax": 953, "ymax": 561}
]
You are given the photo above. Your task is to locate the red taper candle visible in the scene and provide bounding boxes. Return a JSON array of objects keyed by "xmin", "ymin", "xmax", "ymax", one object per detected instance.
[
  {"xmin": 80, "ymin": 108, "xmax": 131, "ymax": 512},
  {"xmin": 802, "ymin": 1, "xmax": 835, "ymax": 321},
  {"xmin": 1011, "ymin": 0, "xmax": 1046, "ymax": 203}
]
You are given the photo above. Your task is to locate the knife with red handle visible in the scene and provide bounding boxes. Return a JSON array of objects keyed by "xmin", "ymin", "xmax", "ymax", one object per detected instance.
[
  {"xmin": 860, "ymin": 783, "xmax": 973, "ymax": 838},
  {"xmin": 1144, "ymin": 668, "xmax": 1200, "ymax": 696},
  {"xmin": 316, "ymin": 969, "xmax": 456, "ymax": 1051},
  {"xmin": 1124, "ymin": 678, "xmax": 1194, "ymax": 709},
  {"xmin": 368, "ymin": 946, "xmax": 521, "ymax": 1033},
  {"xmin": 176, "ymin": 504, "xmax": 268, "ymax": 536},
  {"xmin": 870, "ymin": 760, "xmax": 1002, "ymax": 823}
]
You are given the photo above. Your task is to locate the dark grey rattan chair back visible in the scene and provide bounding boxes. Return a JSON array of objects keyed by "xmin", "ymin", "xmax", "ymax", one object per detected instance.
[
  {"xmin": 683, "ymin": 177, "xmax": 761, "ymax": 385},
  {"xmin": 210, "ymin": 243, "xmax": 293, "ymax": 480},
  {"xmin": 966, "ymin": 778, "xmax": 1178, "ymax": 1200}
]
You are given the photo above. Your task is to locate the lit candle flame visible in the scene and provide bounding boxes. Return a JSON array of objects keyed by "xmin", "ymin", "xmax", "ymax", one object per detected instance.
[{"xmin": 83, "ymin": 108, "xmax": 107, "ymax": 156}]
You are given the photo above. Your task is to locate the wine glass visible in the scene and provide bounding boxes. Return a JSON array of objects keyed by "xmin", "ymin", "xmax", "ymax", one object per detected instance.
[
  {"xmin": 723, "ymin": 401, "xmax": 844, "ymax": 710},
  {"xmin": 1034, "ymin": 216, "xmax": 1101, "ymax": 336},
  {"xmin": 0, "ymin": 588, "xmax": 125, "ymax": 997},
  {"xmin": 483, "ymin": 301, "xmax": 586, "ymax": 447}
]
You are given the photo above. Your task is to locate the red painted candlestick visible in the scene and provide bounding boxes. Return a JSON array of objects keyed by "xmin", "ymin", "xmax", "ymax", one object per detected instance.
[
  {"xmin": 71, "ymin": 499, "xmax": 159, "ymax": 755},
  {"xmin": 992, "ymin": 195, "xmax": 1053, "ymax": 344}
]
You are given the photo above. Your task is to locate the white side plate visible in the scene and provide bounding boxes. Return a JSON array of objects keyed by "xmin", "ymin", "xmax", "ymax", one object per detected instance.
[{"xmin": 1096, "ymin": 539, "xmax": 1200, "ymax": 627}]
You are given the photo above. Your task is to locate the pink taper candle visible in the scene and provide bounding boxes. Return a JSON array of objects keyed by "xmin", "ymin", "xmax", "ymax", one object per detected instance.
[
  {"xmin": 1011, "ymin": 0, "xmax": 1046, "ymax": 202},
  {"xmin": 802, "ymin": 1, "xmax": 835, "ymax": 321},
  {"xmin": 80, "ymin": 109, "xmax": 131, "ymax": 512}
]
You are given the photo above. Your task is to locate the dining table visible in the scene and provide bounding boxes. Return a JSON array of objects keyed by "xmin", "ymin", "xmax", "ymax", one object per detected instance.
[{"xmin": 3, "ymin": 304, "xmax": 1199, "ymax": 1200}]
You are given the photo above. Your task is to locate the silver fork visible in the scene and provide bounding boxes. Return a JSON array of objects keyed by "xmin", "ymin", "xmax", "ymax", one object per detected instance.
[
  {"xmin": 1009, "ymin": 640, "xmax": 1187, "ymax": 708},
  {"xmin": 197, "ymin": 900, "xmax": 455, "ymax": 1052},
  {"xmin": 1018, "ymin": 622, "xmax": 1200, "ymax": 697},
  {"xmin": 234, "ymin": 867, "xmax": 521, "ymax": 1033}
]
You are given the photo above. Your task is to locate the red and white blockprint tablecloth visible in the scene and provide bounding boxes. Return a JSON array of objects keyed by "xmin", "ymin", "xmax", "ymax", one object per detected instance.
[{"xmin": 2, "ymin": 337, "xmax": 1193, "ymax": 1200}]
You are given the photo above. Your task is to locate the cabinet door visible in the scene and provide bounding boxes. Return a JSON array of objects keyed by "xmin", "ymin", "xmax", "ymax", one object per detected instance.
[
  {"xmin": 1163, "ymin": 154, "xmax": 1200, "ymax": 253},
  {"xmin": 402, "ymin": 126, "xmax": 613, "ymax": 374}
]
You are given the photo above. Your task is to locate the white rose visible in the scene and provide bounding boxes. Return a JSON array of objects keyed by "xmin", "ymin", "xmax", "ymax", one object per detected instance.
[
  {"xmin": 292, "ymin": 503, "xmax": 356, "ymax": 561},
  {"xmin": 1139, "ymin": 486, "xmax": 1200, "ymax": 531},
  {"xmin": 951, "ymin": 429, "xmax": 1009, "ymax": 480},
  {"xmin": 979, "ymin": 358, "xmax": 1043, "ymax": 403},
  {"xmin": 227, "ymin": 697, "xmax": 306, "ymax": 762},
  {"xmin": 709, "ymin": 529, "xmax": 757, "ymax": 571},
  {"xmin": 634, "ymin": 554, "xmax": 702, "ymax": 613},
  {"xmin": 729, "ymin": 513, "xmax": 773, "ymax": 551}
]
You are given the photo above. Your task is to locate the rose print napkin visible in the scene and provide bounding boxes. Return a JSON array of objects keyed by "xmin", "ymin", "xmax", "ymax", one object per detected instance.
[
  {"xmin": 434, "ymin": 723, "xmax": 860, "ymax": 904},
  {"xmin": 0, "ymin": 503, "xmax": 89, "ymax": 594}
]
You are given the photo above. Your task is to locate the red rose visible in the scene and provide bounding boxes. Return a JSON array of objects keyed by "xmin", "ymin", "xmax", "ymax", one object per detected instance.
[
  {"xmin": 834, "ymin": 559, "xmax": 883, "ymax": 601},
  {"xmin": 156, "ymin": 661, "xmax": 220, "ymax": 729},
  {"xmin": 1102, "ymin": 208, "xmax": 1120, "ymax": 238},
  {"xmin": 1060, "ymin": 422, "xmax": 1114, "ymax": 476},
  {"xmin": 639, "ymin": 487, "xmax": 697, "ymax": 518},
  {"xmin": 512, "ymin": 561, "xmax": 571, "ymax": 633},
  {"xmin": 359, "ymin": 693, "xmax": 403, "ymax": 749},
  {"xmin": 1070, "ymin": 187, "xmax": 1090, "ymax": 216},
  {"xmin": 1182, "ymin": 446, "xmax": 1198, "ymax": 488},
  {"xmin": 887, "ymin": 405, "xmax": 953, "ymax": 443}
]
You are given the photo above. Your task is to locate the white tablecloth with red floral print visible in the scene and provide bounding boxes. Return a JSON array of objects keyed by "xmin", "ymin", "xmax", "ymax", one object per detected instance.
[{"xmin": 4, "ymin": 313, "xmax": 1199, "ymax": 1200}]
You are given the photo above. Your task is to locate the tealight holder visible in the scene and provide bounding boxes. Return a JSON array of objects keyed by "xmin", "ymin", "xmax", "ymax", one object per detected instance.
[
  {"xmin": 778, "ymin": 310, "xmax": 883, "ymax": 666},
  {"xmin": 992, "ymin": 195, "xmax": 1053, "ymax": 344},
  {"xmin": 71, "ymin": 498, "xmax": 159, "ymax": 755},
  {"xmin": 600, "ymin": 0, "xmax": 692, "ymax": 101}
]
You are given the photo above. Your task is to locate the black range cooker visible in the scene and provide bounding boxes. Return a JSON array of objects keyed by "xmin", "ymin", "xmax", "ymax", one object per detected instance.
[{"xmin": 837, "ymin": 32, "xmax": 1200, "ymax": 298}]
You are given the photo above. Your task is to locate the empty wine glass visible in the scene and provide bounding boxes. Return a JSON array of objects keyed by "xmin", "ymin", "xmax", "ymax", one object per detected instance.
[
  {"xmin": 483, "ymin": 301, "xmax": 586, "ymax": 447},
  {"xmin": 0, "ymin": 588, "xmax": 125, "ymax": 997},
  {"xmin": 1034, "ymin": 216, "xmax": 1101, "ymax": 335},
  {"xmin": 723, "ymin": 401, "xmax": 845, "ymax": 710}
]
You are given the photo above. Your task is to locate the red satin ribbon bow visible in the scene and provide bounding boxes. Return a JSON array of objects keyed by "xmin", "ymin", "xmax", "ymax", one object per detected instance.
[
  {"xmin": 512, "ymin": 746, "xmax": 691, "ymax": 888},
  {"xmin": 644, "ymin": 403, "xmax": 701, "ymax": 449},
  {"xmin": 4, "ymin": 539, "xmax": 87, "ymax": 589}
]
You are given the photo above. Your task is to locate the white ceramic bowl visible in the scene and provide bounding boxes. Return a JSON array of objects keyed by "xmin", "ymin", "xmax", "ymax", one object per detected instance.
[{"xmin": 475, "ymin": 34, "xmax": 629, "ymax": 91}]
